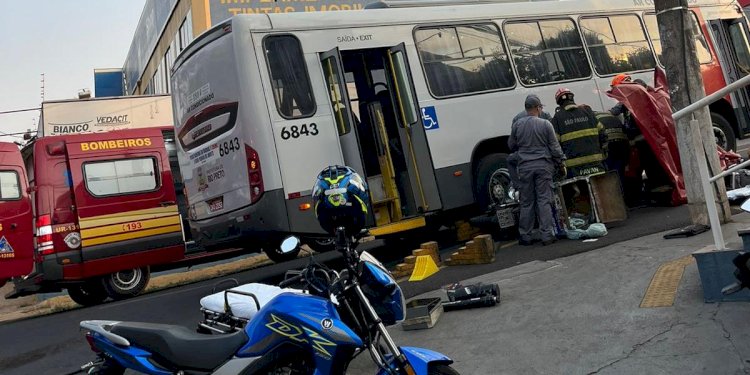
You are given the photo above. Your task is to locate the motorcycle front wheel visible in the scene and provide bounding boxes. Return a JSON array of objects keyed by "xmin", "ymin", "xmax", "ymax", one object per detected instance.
[{"xmin": 428, "ymin": 363, "xmax": 461, "ymax": 375}]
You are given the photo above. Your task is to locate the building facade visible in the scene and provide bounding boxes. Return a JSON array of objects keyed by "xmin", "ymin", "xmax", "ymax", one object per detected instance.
[{"xmin": 123, "ymin": 0, "xmax": 369, "ymax": 97}]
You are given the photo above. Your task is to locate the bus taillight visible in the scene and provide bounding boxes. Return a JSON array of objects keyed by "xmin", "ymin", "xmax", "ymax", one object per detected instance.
[
  {"xmin": 246, "ymin": 145, "xmax": 264, "ymax": 203},
  {"xmin": 36, "ymin": 214, "xmax": 54, "ymax": 255}
]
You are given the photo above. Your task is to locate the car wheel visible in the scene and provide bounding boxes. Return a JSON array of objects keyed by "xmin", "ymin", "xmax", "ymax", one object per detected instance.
[
  {"xmin": 712, "ymin": 112, "xmax": 737, "ymax": 151},
  {"xmin": 101, "ymin": 267, "xmax": 150, "ymax": 300}
]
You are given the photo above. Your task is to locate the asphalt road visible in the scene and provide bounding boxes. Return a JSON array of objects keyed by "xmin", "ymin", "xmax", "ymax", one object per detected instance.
[{"xmin": 0, "ymin": 205, "xmax": 693, "ymax": 375}]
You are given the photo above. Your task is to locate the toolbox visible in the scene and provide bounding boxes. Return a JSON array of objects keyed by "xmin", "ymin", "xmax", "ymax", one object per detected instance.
[{"xmin": 401, "ymin": 297, "xmax": 443, "ymax": 331}]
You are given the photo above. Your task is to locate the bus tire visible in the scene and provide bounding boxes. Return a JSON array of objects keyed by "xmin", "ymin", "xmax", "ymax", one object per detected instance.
[
  {"xmin": 712, "ymin": 112, "xmax": 737, "ymax": 151},
  {"xmin": 264, "ymin": 246, "xmax": 301, "ymax": 263},
  {"xmin": 474, "ymin": 153, "xmax": 509, "ymax": 211},
  {"xmin": 101, "ymin": 267, "xmax": 150, "ymax": 300},
  {"xmin": 304, "ymin": 237, "xmax": 336, "ymax": 253},
  {"xmin": 67, "ymin": 281, "xmax": 108, "ymax": 306}
]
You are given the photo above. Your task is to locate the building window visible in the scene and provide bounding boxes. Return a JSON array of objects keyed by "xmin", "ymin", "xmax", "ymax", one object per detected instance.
[
  {"xmin": 0, "ymin": 171, "xmax": 20, "ymax": 200},
  {"xmin": 580, "ymin": 15, "xmax": 656, "ymax": 75},
  {"xmin": 179, "ymin": 10, "xmax": 194, "ymax": 51},
  {"xmin": 264, "ymin": 35, "xmax": 316, "ymax": 118},
  {"xmin": 84, "ymin": 158, "xmax": 158, "ymax": 197},
  {"xmin": 643, "ymin": 13, "xmax": 712, "ymax": 65},
  {"xmin": 165, "ymin": 46, "xmax": 175, "ymax": 93},
  {"xmin": 504, "ymin": 19, "xmax": 591, "ymax": 85},
  {"xmin": 414, "ymin": 23, "xmax": 515, "ymax": 97}
]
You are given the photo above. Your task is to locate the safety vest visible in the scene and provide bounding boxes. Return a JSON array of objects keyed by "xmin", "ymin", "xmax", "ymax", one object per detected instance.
[
  {"xmin": 595, "ymin": 112, "xmax": 628, "ymax": 143},
  {"xmin": 551, "ymin": 104, "xmax": 606, "ymax": 169}
]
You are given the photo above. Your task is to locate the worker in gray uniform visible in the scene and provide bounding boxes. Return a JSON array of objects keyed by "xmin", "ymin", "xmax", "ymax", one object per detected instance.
[
  {"xmin": 508, "ymin": 94, "xmax": 565, "ymax": 246},
  {"xmin": 507, "ymin": 97, "xmax": 553, "ymax": 201}
]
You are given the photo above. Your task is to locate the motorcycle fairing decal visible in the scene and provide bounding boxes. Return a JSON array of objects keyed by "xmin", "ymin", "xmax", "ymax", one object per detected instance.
[
  {"xmin": 302, "ymin": 327, "xmax": 337, "ymax": 359},
  {"xmin": 265, "ymin": 314, "xmax": 307, "ymax": 343}
]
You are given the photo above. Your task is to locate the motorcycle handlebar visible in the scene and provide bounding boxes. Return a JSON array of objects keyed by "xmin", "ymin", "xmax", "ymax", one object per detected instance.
[{"xmin": 279, "ymin": 273, "xmax": 305, "ymax": 288}]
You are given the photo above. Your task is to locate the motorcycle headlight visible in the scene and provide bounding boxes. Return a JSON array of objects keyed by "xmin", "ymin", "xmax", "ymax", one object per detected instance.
[{"xmin": 359, "ymin": 251, "xmax": 406, "ymax": 326}]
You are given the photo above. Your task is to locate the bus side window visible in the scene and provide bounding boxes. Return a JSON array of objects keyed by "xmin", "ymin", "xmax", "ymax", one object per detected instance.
[
  {"xmin": 504, "ymin": 19, "xmax": 591, "ymax": 86},
  {"xmin": 264, "ymin": 35, "xmax": 316, "ymax": 119},
  {"xmin": 728, "ymin": 21, "xmax": 750, "ymax": 74},
  {"xmin": 643, "ymin": 12, "xmax": 712, "ymax": 66},
  {"xmin": 414, "ymin": 23, "xmax": 515, "ymax": 97},
  {"xmin": 579, "ymin": 14, "xmax": 655, "ymax": 75}
]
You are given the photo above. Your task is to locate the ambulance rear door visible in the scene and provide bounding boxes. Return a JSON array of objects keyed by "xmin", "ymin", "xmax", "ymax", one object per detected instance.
[
  {"xmin": 0, "ymin": 142, "xmax": 34, "ymax": 284},
  {"xmin": 65, "ymin": 131, "xmax": 183, "ymax": 265}
]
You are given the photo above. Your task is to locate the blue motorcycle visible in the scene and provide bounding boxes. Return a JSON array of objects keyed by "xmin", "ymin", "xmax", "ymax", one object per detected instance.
[{"xmin": 78, "ymin": 228, "xmax": 459, "ymax": 375}]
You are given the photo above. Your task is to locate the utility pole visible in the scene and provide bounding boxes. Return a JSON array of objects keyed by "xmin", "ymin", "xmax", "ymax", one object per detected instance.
[{"xmin": 656, "ymin": 0, "xmax": 731, "ymax": 225}]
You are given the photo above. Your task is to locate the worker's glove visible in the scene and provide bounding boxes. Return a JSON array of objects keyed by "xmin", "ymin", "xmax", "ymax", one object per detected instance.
[{"xmin": 555, "ymin": 162, "xmax": 567, "ymax": 181}]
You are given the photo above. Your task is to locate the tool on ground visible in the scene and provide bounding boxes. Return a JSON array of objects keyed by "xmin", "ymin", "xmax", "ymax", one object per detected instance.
[{"xmin": 441, "ymin": 282, "xmax": 500, "ymax": 311}]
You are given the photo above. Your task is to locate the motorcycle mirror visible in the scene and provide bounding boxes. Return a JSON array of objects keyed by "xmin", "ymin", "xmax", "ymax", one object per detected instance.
[
  {"xmin": 742, "ymin": 198, "xmax": 750, "ymax": 213},
  {"xmin": 280, "ymin": 236, "xmax": 301, "ymax": 254}
]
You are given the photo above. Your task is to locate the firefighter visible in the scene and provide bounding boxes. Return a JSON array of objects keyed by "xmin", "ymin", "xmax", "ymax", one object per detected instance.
[
  {"xmin": 508, "ymin": 94, "xmax": 565, "ymax": 246},
  {"xmin": 550, "ymin": 88, "xmax": 607, "ymax": 178},
  {"xmin": 596, "ymin": 111, "xmax": 629, "ymax": 186}
]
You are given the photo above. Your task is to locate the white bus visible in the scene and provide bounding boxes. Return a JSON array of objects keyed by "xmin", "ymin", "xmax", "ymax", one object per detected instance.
[{"xmin": 170, "ymin": 0, "xmax": 750, "ymax": 260}]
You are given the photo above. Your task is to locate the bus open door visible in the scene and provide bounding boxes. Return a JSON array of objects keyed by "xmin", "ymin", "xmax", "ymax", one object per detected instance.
[
  {"xmin": 0, "ymin": 143, "xmax": 34, "ymax": 287},
  {"xmin": 319, "ymin": 44, "xmax": 442, "ymax": 238}
]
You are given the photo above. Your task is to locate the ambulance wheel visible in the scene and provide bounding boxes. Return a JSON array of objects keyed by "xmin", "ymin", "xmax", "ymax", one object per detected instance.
[
  {"xmin": 265, "ymin": 246, "xmax": 301, "ymax": 263},
  {"xmin": 712, "ymin": 112, "xmax": 736, "ymax": 151},
  {"xmin": 475, "ymin": 153, "xmax": 510, "ymax": 210},
  {"xmin": 102, "ymin": 267, "xmax": 150, "ymax": 300},
  {"xmin": 67, "ymin": 281, "xmax": 108, "ymax": 306}
]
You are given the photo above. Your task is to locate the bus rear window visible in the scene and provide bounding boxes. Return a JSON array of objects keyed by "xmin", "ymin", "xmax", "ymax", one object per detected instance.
[
  {"xmin": 505, "ymin": 19, "xmax": 591, "ymax": 85},
  {"xmin": 264, "ymin": 35, "xmax": 316, "ymax": 119},
  {"xmin": 0, "ymin": 171, "xmax": 20, "ymax": 200},
  {"xmin": 83, "ymin": 158, "xmax": 158, "ymax": 197}
]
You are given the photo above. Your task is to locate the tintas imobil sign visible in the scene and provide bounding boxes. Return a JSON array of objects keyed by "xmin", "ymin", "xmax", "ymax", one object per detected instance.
[{"xmin": 38, "ymin": 95, "xmax": 173, "ymax": 137}]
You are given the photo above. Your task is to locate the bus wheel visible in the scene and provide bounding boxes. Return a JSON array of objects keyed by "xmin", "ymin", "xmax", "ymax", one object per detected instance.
[
  {"xmin": 67, "ymin": 281, "xmax": 108, "ymax": 306},
  {"xmin": 304, "ymin": 237, "xmax": 336, "ymax": 253},
  {"xmin": 475, "ymin": 153, "xmax": 510, "ymax": 210},
  {"xmin": 264, "ymin": 246, "xmax": 301, "ymax": 263},
  {"xmin": 712, "ymin": 112, "xmax": 737, "ymax": 151},
  {"xmin": 102, "ymin": 267, "xmax": 150, "ymax": 300}
]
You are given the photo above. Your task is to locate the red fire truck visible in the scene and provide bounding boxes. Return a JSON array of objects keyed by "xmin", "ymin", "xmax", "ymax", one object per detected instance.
[{"xmin": 0, "ymin": 129, "xmax": 186, "ymax": 305}]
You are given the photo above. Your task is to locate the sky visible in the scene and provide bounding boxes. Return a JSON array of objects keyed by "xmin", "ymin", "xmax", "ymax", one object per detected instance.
[{"xmin": 0, "ymin": 1, "xmax": 147, "ymax": 143}]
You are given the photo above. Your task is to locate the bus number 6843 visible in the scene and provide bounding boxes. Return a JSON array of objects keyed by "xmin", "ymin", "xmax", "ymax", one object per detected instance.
[{"xmin": 281, "ymin": 124, "xmax": 319, "ymax": 140}]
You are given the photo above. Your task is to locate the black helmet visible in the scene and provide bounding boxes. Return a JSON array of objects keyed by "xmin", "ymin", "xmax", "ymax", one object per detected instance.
[{"xmin": 312, "ymin": 166, "xmax": 369, "ymax": 235}]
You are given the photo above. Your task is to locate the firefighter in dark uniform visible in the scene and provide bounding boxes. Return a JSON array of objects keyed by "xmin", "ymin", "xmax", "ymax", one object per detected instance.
[
  {"xmin": 550, "ymin": 88, "xmax": 607, "ymax": 178},
  {"xmin": 596, "ymin": 111, "xmax": 629, "ymax": 187}
]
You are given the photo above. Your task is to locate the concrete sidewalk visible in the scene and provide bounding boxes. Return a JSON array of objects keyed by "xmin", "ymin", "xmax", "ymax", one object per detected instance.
[{"xmin": 352, "ymin": 213, "xmax": 750, "ymax": 374}]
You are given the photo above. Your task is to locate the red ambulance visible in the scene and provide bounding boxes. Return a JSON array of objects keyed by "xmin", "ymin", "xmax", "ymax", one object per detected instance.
[
  {"xmin": 0, "ymin": 142, "xmax": 34, "ymax": 289},
  {"xmin": 0, "ymin": 128, "xmax": 185, "ymax": 305}
]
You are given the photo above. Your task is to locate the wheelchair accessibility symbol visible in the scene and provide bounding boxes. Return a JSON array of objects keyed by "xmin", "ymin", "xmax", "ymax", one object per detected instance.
[{"xmin": 421, "ymin": 106, "xmax": 439, "ymax": 130}]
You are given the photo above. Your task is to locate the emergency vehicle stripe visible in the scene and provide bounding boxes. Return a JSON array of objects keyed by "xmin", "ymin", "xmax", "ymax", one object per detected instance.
[
  {"xmin": 559, "ymin": 128, "xmax": 601, "ymax": 143},
  {"xmin": 564, "ymin": 153, "xmax": 606, "ymax": 168},
  {"xmin": 78, "ymin": 206, "xmax": 178, "ymax": 229},
  {"xmin": 82, "ymin": 224, "xmax": 183, "ymax": 247},
  {"xmin": 81, "ymin": 215, "xmax": 182, "ymax": 240}
]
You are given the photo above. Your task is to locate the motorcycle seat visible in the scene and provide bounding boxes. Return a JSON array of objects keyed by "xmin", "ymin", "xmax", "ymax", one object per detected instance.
[{"xmin": 110, "ymin": 322, "xmax": 247, "ymax": 371}]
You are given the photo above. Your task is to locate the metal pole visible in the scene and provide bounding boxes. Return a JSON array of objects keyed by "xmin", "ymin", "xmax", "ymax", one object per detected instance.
[
  {"xmin": 709, "ymin": 159, "xmax": 750, "ymax": 183},
  {"xmin": 673, "ymin": 73, "xmax": 750, "ymax": 122},
  {"xmin": 691, "ymin": 119, "xmax": 726, "ymax": 250}
]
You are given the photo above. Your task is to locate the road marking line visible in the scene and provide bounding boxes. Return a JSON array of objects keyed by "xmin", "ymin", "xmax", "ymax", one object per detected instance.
[{"xmin": 640, "ymin": 255, "xmax": 694, "ymax": 308}]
